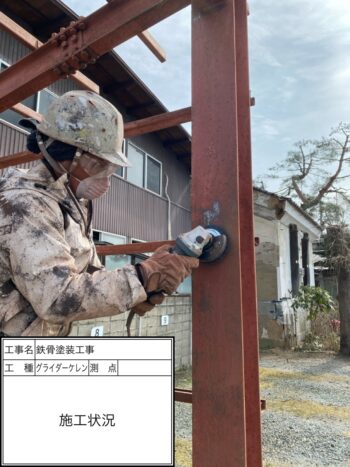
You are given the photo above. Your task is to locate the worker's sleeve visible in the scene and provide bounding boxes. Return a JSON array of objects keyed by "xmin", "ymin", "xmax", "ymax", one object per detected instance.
[
  {"xmin": 8, "ymin": 193, "xmax": 147, "ymax": 325},
  {"xmin": 89, "ymin": 240, "xmax": 104, "ymax": 270}
]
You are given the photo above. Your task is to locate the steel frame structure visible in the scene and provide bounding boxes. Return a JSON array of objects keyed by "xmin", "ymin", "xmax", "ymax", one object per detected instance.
[{"xmin": 0, "ymin": 1, "xmax": 262, "ymax": 465}]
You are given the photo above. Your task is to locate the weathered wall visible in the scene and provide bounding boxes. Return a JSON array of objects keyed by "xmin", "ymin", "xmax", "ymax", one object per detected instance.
[{"xmin": 69, "ymin": 295, "xmax": 192, "ymax": 369}]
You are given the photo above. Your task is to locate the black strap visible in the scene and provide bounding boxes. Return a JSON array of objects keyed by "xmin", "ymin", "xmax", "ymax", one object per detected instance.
[{"xmin": 41, "ymin": 158, "xmax": 59, "ymax": 181}]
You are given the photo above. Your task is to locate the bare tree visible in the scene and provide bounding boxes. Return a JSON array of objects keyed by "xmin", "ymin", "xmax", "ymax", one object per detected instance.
[
  {"xmin": 267, "ymin": 123, "xmax": 350, "ymax": 217},
  {"xmin": 324, "ymin": 226, "xmax": 350, "ymax": 356},
  {"xmin": 263, "ymin": 123, "xmax": 350, "ymax": 356}
]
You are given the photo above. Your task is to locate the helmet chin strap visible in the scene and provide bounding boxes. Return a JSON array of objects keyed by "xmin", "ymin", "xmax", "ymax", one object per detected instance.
[
  {"xmin": 36, "ymin": 132, "xmax": 82, "ymax": 178},
  {"xmin": 36, "ymin": 132, "xmax": 89, "ymax": 234}
]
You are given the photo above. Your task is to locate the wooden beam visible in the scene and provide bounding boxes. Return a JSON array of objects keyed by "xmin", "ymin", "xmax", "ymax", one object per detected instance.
[
  {"xmin": 0, "ymin": 12, "xmax": 99, "ymax": 94},
  {"xmin": 0, "ymin": 0, "xmax": 190, "ymax": 112},
  {"xmin": 137, "ymin": 30, "xmax": 166, "ymax": 63}
]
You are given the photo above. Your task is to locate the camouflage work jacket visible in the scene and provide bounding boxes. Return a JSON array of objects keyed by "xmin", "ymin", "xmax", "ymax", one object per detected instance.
[{"xmin": 0, "ymin": 162, "xmax": 146, "ymax": 336}]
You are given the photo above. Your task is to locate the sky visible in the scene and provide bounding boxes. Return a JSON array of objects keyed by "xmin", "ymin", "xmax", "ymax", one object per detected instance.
[{"xmin": 64, "ymin": 0, "xmax": 350, "ymax": 189}]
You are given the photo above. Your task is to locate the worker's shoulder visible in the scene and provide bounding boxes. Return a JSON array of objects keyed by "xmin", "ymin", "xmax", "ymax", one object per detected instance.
[{"xmin": 0, "ymin": 182, "xmax": 63, "ymax": 217}]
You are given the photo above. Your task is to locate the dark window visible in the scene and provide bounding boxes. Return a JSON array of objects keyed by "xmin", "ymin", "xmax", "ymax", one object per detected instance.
[
  {"xmin": 302, "ymin": 233, "xmax": 310, "ymax": 286},
  {"xmin": 147, "ymin": 156, "xmax": 161, "ymax": 194},
  {"xmin": 289, "ymin": 224, "xmax": 300, "ymax": 296}
]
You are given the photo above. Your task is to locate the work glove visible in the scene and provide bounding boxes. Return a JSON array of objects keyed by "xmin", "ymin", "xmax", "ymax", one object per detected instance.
[
  {"xmin": 131, "ymin": 292, "xmax": 165, "ymax": 317},
  {"xmin": 135, "ymin": 245, "xmax": 199, "ymax": 295}
]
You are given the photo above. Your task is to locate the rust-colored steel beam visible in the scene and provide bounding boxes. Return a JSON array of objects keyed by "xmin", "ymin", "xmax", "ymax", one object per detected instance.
[
  {"xmin": 138, "ymin": 30, "xmax": 167, "ymax": 63},
  {"xmin": 0, "ymin": 108, "xmax": 191, "ymax": 169},
  {"xmin": 0, "ymin": 11, "xmax": 99, "ymax": 94},
  {"xmin": 175, "ymin": 388, "xmax": 266, "ymax": 411},
  {"xmin": 12, "ymin": 103, "xmax": 42, "ymax": 121},
  {"xmin": 125, "ymin": 106, "xmax": 191, "ymax": 137},
  {"xmin": 191, "ymin": 1, "xmax": 246, "ymax": 465},
  {"xmin": 0, "ymin": 0, "xmax": 190, "ymax": 112},
  {"xmin": 0, "ymin": 152, "xmax": 39, "ymax": 169},
  {"xmin": 175, "ymin": 388, "xmax": 192, "ymax": 403},
  {"xmin": 96, "ymin": 240, "xmax": 175, "ymax": 256},
  {"xmin": 235, "ymin": 1, "xmax": 262, "ymax": 465}
]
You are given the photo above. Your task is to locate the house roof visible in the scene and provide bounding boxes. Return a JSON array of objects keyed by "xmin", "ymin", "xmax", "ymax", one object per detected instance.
[
  {"xmin": 0, "ymin": 0, "xmax": 191, "ymax": 168},
  {"xmin": 253, "ymin": 186, "xmax": 322, "ymax": 231}
]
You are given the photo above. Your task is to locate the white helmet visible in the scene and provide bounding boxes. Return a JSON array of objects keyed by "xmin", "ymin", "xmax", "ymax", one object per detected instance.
[{"xmin": 36, "ymin": 90, "xmax": 130, "ymax": 167}]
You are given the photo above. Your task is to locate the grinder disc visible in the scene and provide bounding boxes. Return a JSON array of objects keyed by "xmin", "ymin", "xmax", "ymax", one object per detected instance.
[{"xmin": 199, "ymin": 226, "xmax": 228, "ymax": 262}]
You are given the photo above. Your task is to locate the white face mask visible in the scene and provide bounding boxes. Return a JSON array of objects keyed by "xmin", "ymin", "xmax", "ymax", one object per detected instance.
[{"xmin": 75, "ymin": 176, "xmax": 110, "ymax": 200}]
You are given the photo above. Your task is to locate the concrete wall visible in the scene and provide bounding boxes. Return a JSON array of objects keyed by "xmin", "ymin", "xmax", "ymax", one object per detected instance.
[{"xmin": 69, "ymin": 295, "xmax": 192, "ymax": 370}]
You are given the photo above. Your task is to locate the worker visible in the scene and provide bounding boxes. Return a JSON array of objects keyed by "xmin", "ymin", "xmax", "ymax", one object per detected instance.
[{"xmin": 0, "ymin": 91, "xmax": 198, "ymax": 336}]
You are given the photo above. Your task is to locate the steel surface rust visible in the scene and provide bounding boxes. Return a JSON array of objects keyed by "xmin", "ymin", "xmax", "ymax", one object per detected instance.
[
  {"xmin": 96, "ymin": 240, "xmax": 175, "ymax": 256},
  {"xmin": 192, "ymin": 0, "xmax": 247, "ymax": 465},
  {"xmin": 235, "ymin": 0, "xmax": 262, "ymax": 465},
  {"xmin": 0, "ymin": 0, "xmax": 190, "ymax": 112}
]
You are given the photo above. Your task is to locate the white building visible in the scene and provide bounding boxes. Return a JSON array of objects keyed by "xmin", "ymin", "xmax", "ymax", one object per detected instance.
[{"xmin": 254, "ymin": 188, "xmax": 322, "ymax": 348}]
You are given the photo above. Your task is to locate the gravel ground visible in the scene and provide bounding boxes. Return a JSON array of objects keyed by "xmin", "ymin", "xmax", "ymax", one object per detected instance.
[{"xmin": 175, "ymin": 351, "xmax": 350, "ymax": 467}]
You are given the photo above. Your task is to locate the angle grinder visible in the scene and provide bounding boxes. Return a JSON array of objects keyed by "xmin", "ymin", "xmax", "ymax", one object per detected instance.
[
  {"xmin": 126, "ymin": 225, "xmax": 227, "ymax": 336},
  {"xmin": 171, "ymin": 225, "xmax": 227, "ymax": 262}
]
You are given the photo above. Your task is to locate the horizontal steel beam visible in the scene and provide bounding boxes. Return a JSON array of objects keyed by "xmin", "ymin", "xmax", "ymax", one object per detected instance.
[
  {"xmin": 0, "ymin": 107, "xmax": 191, "ymax": 168},
  {"xmin": 96, "ymin": 240, "xmax": 175, "ymax": 256},
  {"xmin": 125, "ymin": 106, "xmax": 191, "ymax": 137},
  {"xmin": 175, "ymin": 388, "xmax": 192, "ymax": 403},
  {"xmin": 0, "ymin": 11, "xmax": 99, "ymax": 94},
  {"xmin": 138, "ymin": 30, "xmax": 166, "ymax": 63},
  {"xmin": 0, "ymin": 152, "xmax": 39, "ymax": 169},
  {"xmin": 0, "ymin": 0, "xmax": 190, "ymax": 112},
  {"xmin": 11, "ymin": 103, "xmax": 42, "ymax": 121},
  {"xmin": 174, "ymin": 388, "xmax": 267, "ymax": 410}
]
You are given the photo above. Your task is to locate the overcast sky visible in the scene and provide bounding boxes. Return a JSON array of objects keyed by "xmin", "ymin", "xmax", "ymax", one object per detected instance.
[{"xmin": 65, "ymin": 0, "xmax": 350, "ymax": 186}]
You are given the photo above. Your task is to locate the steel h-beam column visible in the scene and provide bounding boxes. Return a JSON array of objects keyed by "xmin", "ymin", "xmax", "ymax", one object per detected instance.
[
  {"xmin": 192, "ymin": 0, "xmax": 247, "ymax": 465},
  {"xmin": 235, "ymin": 1, "xmax": 263, "ymax": 465}
]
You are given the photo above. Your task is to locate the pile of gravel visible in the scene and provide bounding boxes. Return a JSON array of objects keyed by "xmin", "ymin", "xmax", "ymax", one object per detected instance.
[{"xmin": 175, "ymin": 352, "xmax": 350, "ymax": 466}]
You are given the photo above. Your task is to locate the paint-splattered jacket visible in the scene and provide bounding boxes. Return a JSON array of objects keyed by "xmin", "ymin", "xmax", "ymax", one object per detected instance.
[{"xmin": 0, "ymin": 162, "xmax": 147, "ymax": 336}]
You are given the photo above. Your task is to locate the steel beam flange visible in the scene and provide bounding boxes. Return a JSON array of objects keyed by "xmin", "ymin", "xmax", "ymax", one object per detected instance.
[{"xmin": 50, "ymin": 18, "xmax": 99, "ymax": 77}]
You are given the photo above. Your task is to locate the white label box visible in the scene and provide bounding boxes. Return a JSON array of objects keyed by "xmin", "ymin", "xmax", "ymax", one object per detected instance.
[{"xmin": 1, "ymin": 337, "xmax": 174, "ymax": 466}]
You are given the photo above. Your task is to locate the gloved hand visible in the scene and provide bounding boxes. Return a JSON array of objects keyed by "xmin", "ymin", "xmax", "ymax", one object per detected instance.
[
  {"xmin": 131, "ymin": 292, "xmax": 165, "ymax": 317},
  {"xmin": 136, "ymin": 245, "xmax": 199, "ymax": 295}
]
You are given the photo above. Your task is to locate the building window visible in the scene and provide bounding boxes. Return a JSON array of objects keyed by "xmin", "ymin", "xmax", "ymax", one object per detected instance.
[
  {"xmin": 115, "ymin": 139, "xmax": 126, "ymax": 178},
  {"xmin": 126, "ymin": 142, "xmax": 162, "ymax": 195},
  {"xmin": 93, "ymin": 230, "xmax": 129, "ymax": 271},
  {"xmin": 37, "ymin": 88, "xmax": 57, "ymax": 114},
  {"xmin": 127, "ymin": 143, "xmax": 145, "ymax": 188},
  {"xmin": 0, "ymin": 59, "xmax": 57, "ymax": 129},
  {"xmin": 147, "ymin": 155, "xmax": 161, "ymax": 194}
]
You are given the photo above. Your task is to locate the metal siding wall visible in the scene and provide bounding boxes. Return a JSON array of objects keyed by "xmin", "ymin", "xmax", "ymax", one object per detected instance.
[
  {"xmin": 0, "ymin": 122, "xmax": 27, "ymax": 155},
  {"xmin": 130, "ymin": 133, "xmax": 191, "ymax": 210},
  {"xmin": 93, "ymin": 175, "xmax": 191, "ymax": 241},
  {"xmin": 48, "ymin": 77, "xmax": 83, "ymax": 96},
  {"xmin": 0, "ymin": 29, "xmax": 81, "ymax": 96},
  {"xmin": 0, "ymin": 29, "xmax": 30, "ymax": 64}
]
